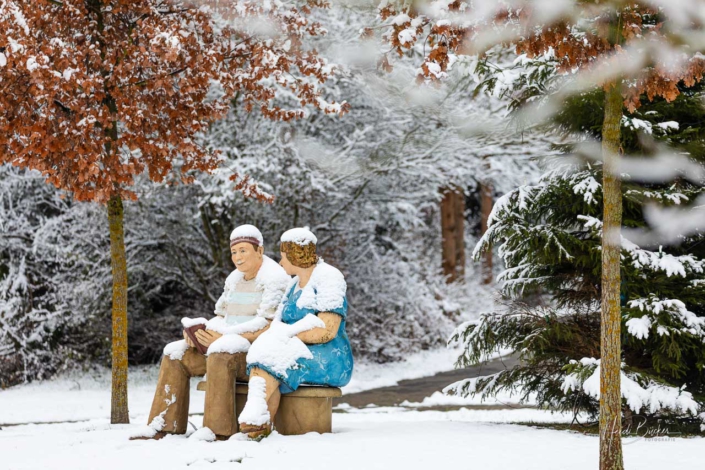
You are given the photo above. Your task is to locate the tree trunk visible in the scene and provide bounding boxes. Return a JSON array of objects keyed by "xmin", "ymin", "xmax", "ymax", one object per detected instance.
[
  {"xmin": 108, "ymin": 194, "xmax": 130, "ymax": 424},
  {"xmin": 480, "ymin": 181, "xmax": 493, "ymax": 284},
  {"xmin": 599, "ymin": 79, "xmax": 624, "ymax": 470},
  {"xmin": 440, "ymin": 187, "xmax": 465, "ymax": 282}
]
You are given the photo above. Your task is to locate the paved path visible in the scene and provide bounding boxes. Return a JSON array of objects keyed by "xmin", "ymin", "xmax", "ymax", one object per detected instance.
[{"xmin": 334, "ymin": 355, "xmax": 522, "ymax": 409}]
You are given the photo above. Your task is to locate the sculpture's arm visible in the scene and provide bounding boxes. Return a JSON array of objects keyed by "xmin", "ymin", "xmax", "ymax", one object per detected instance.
[
  {"xmin": 240, "ymin": 320, "xmax": 272, "ymax": 343},
  {"xmin": 295, "ymin": 312, "xmax": 342, "ymax": 344}
]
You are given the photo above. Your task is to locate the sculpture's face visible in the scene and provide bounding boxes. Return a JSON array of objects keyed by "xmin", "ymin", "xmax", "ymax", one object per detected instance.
[
  {"xmin": 231, "ymin": 242, "xmax": 263, "ymax": 274},
  {"xmin": 279, "ymin": 251, "xmax": 296, "ymax": 275}
]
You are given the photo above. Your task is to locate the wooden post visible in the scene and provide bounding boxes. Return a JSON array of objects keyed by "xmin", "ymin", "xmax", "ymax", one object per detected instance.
[
  {"xmin": 108, "ymin": 194, "xmax": 130, "ymax": 424},
  {"xmin": 599, "ymin": 78, "xmax": 624, "ymax": 470},
  {"xmin": 441, "ymin": 187, "xmax": 465, "ymax": 282}
]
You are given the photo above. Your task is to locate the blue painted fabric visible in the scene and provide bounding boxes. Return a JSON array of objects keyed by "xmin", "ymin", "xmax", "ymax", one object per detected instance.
[{"xmin": 248, "ymin": 284, "xmax": 354, "ymax": 394}]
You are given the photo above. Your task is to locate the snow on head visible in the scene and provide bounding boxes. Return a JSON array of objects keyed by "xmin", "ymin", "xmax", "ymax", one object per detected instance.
[
  {"xmin": 230, "ymin": 224, "xmax": 264, "ymax": 246},
  {"xmin": 280, "ymin": 227, "xmax": 317, "ymax": 246}
]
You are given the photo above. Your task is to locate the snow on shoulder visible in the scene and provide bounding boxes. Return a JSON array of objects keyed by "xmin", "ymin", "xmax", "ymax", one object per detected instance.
[
  {"xmin": 219, "ymin": 255, "xmax": 291, "ymax": 318},
  {"xmin": 230, "ymin": 224, "xmax": 264, "ymax": 245},
  {"xmin": 280, "ymin": 227, "xmax": 317, "ymax": 246},
  {"xmin": 296, "ymin": 259, "xmax": 347, "ymax": 312}
]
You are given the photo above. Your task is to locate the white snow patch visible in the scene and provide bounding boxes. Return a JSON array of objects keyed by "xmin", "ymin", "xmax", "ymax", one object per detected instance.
[
  {"xmin": 237, "ymin": 376, "xmax": 270, "ymax": 426},
  {"xmin": 181, "ymin": 317, "xmax": 208, "ymax": 328},
  {"xmin": 626, "ymin": 315, "xmax": 652, "ymax": 340},
  {"xmin": 229, "ymin": 224, "xmax": 264, "ymax": 245},
  {"xmin": 280, "ymin": 227, "xmax": 317, "ymax": 246},
  {"xmin": 246, "ymin": 315, "xmax": 324, "ymax": 377},
  {"xmin": 206, "ymin": 334, "xmax": 250, "ymax": 355},
  {"xmin": 163, "ymin": 340, "xmax": 189, "ymax": 361},
  {"xmin": 401, "ymin": 388, "xmax": 537, "ymax": 408},
  {"xmin": 214, "ymin": 255, "xmax": 291, "ymax": 319},
  {"xmin": 206, "ymin": 315, "xmax": 269, "ymax": 336},
  {"xmin": 189, "ymin": 426, "xmax": 216, "ymax": 442},
  {"xmin": 287, "ymin": 259, "xmax": 346, "ymax": 313},
  {"xmin": 656, "ymin": 121, "xmax": 679, "ymax": 131},
  {"xmin": 398, "ymin": 28, "xmax": 417, "ymax": 45},
  {"xmin": 561, "ymin": 359, "xmax": 700, "ymax": 415},
  {"xmin": 26, "ymin": 56, "xmax": 39, "ymax": 71}
]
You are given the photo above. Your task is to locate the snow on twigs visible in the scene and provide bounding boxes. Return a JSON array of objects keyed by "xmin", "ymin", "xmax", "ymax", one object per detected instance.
[
  {"xmin": 561, "ymin": 358, "xmax": 699, "ymax": 416},
  {"xmin": 625, "ymin": 296, "xmax": 705, "ymax": 340},
  {"xmin": 246, "ymin": 315, "xmax": 324, "ymax": 377},
  {"xmin": 238, "ymin": 376, "xmax": 270, "ymax": 427}
]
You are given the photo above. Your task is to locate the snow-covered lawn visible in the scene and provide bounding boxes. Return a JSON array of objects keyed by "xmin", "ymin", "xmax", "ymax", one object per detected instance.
[
  {"xmin": 0, "ymin": 346, "xmax": 475, "ymax": 425},
  {"xmin": 2, "ymin": 351, "xmax": 701, "ymax": 469},
  {"xmin": 3, "ymin": 406, "xmax": 701, "ymax": 470}
]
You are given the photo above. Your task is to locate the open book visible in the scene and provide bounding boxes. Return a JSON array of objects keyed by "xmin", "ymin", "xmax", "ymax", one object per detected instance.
[{"xmin": 183, "ymin": 323, "xmax": 208, "ymax": 355}]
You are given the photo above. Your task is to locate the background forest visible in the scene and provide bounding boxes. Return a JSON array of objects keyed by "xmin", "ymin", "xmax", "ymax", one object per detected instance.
[{"xmin": 0, "ymin": 4, "xmax": 549, "ymax": 387}]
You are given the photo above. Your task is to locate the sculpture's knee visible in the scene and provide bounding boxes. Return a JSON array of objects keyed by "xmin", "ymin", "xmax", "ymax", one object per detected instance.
[{"xmin": 207, "ymin": 351, "xmax": 247, "ymax": 381}]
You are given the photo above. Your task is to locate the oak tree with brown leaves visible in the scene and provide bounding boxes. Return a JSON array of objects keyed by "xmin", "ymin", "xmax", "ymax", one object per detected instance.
[
  {"xmin": 0, "ymin": 0, "xmax": 346, "ymax": 423},
  {"xmin": 370, "ymin": 1, "xmax": 705, "ymax": 468}
]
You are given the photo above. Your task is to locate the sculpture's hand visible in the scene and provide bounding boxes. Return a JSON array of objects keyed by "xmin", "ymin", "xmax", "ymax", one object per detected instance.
[
  {"xmin": 195, "ymin": 329, "xmax": 223, "ymax": 348},
  {"xmin": 183, "ymin": 330, "xmax": 195, "ymax": 348}
]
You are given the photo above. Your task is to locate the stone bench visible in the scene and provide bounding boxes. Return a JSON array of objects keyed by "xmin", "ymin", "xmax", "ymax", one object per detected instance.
[{"xmin": 196, "ymin": 380, "xmax": 342, "ymax": 435}]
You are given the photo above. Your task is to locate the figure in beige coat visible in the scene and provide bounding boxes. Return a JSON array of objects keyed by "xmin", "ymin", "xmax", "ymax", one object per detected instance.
[{"xmin": 140, "ymin": 225, "xmax": 290, "ymax": 440}]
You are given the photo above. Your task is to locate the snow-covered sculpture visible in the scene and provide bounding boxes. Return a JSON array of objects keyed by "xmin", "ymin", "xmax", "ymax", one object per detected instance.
[
  {"xmin": 140, "ymin": 224, "xmax": 290, "ymax": 440},
  {"xmin": 238, "ymin": 227, "xmax": 354, "ymax": 438}
]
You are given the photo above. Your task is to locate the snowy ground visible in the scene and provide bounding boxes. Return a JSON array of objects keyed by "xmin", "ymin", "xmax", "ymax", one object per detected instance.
[{"xmin": 2, "ymin": 348, "xmax": 701, "ymax": 469}]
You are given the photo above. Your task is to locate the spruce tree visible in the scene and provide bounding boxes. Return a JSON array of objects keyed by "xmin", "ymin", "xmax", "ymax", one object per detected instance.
[{"xmin": 451, "ymin": 83, "xmax": 705, "ymax": 432}]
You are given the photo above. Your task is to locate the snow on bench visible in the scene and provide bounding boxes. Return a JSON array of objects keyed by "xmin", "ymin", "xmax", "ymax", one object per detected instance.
[{"xmin": 196, "ymin": 380, "xmax": 342, "ymax": 435}]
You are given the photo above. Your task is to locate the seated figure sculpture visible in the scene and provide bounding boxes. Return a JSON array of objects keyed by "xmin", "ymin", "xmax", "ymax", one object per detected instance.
[
  {"xmin": 143, "ymin": 224, "xmax": 290, "ymax": 440},
  {"xmin": 238, "ymin": 227, "xmax": 354, "ymax": 438}
]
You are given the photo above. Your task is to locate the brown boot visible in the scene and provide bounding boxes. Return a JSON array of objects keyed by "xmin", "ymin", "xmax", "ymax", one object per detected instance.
[{"xmin": 239, "ymin": 423, "xmax": 272, "ymax": 440}]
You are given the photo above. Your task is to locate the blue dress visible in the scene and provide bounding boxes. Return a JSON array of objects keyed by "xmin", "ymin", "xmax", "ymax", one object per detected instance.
[{"xmin": 247, "ymin": 284, "xmax": 354, "ymax": 394}]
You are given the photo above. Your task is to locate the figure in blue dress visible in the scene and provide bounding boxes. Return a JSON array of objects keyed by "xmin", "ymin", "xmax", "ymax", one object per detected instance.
[{"xmin": 239, "ymin": 227, "xmax": 354, "ymax": 438}]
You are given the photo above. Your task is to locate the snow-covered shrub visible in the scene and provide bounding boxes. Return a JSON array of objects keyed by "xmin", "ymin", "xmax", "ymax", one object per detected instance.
[{"xmin": 0, "ymin": 167, "xmax": 110, "ymax": 386}]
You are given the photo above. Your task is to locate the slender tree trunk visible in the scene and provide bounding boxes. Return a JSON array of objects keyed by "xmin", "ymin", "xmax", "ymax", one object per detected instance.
[
  {"xmin": 479, "ymin": 181, "xmax": 493, "ymax": 284},
  {"xmin": 440, "ymin": 186, "xmax": 465, "ymax": 282},
  {"xmin": 599, "ymin": 79, "xmax": 624, "ymax": 470},
  {"xmin": 108, "ymin": 194, "xmax": 130, "ymax": 424}
]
